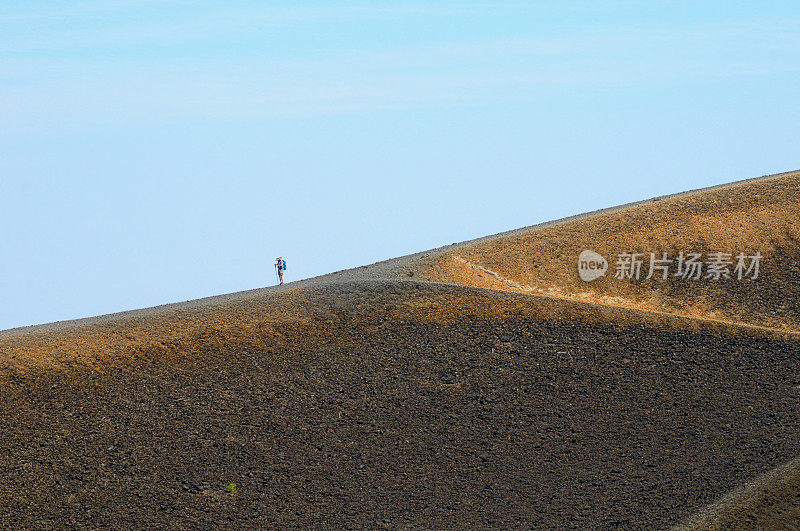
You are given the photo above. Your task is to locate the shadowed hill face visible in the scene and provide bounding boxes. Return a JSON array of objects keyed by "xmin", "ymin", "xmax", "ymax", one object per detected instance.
[
  {"xmin": 3, "ymin": 276, "xmax": 779, "ymax": 373},
  {"xmin": 2, "ymin": 283, "xmax": 800, "ymax": 528},
  {"xmin": 415, "ymin": 173, "xmax": 800, "ymax": 331},
  {"xmin": 676, "ymin": 456, "xmax": 800, "ymax": 530}
]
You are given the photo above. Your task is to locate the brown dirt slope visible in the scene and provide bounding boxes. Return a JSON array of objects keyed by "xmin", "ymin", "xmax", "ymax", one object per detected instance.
[
  {"xmin": 1, "ymin": 170, "xmax": 799, "ymax": 528},
  {"xmin": 676, "ymin": 456, "xmax": 800, "ymax": 530},
  {"xmin": 411, "ymin": 171, "xmax": 800, "ymax": 331}
]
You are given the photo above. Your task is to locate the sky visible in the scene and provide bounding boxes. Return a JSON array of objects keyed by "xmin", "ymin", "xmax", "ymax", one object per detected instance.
[{"xmin": 2, "ymin": 1, "xmax": 799, "ymax": 330}]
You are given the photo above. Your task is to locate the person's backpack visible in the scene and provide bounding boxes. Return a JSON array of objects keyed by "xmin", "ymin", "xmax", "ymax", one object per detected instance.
[{"xmin": 282, "ymin": 260, "xmax": 287, "ymax": 271}]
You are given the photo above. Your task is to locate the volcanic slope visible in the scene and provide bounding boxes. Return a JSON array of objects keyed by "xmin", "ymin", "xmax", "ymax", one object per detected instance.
[
  {"xmin": 403, "ymin": 170, "xmax": 800, "ymax": 331},
  {"xmin": 1, "ymin": 170, "xmax": 799, "ymax": 528}
]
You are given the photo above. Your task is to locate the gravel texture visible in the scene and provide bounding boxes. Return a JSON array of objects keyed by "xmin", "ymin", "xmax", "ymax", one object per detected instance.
[
  {"xmin": 1, "ymin": 282, "xmax": 799, "ymax": 528},
  {"xmin": 2, "ymin": 169, "xmax": 800, "ymax": 528}
]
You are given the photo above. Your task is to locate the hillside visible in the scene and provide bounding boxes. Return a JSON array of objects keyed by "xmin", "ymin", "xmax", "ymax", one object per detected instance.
[
  {"xmin": 1, "ymin": 170, "xmax": 799, "ymax": 528},
  {"xmin": 677, "ymin": 456, "xmax": 800, "ymax": 529},
  {"xmin": 409, "ymin": 171, "xmax": 800, "ymax": 332}
]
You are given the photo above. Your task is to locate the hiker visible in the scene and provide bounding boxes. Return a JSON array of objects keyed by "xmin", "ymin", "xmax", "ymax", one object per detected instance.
[{"xmin": 275, "ymin": 257, "xmax": 286, "ymax": 285}]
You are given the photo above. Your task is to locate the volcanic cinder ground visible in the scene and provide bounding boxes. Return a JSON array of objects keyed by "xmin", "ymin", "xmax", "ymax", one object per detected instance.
[{"xmin": 1, "ymin": 170, "xmax": 799, "ymax": 529}]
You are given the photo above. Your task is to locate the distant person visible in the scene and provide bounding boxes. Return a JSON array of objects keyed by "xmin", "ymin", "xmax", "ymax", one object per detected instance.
[{"xmin": 275, "ymin": 257, "xmax": 286, "ymax": 285}]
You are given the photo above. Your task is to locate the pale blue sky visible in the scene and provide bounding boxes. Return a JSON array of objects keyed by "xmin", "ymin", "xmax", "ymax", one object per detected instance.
[{"xmin": 2, "ymin": 1, "xmax": 799, "ymax": 330}]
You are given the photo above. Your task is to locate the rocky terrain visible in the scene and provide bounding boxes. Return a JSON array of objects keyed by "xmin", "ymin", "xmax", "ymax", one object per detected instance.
[
  {"xmin": 1, "ymin": 170, "xmax": 799, "ymax": 528},
  {"xmin": 418, "ymin": 171, "xmax": 800, "ymax": 332}
]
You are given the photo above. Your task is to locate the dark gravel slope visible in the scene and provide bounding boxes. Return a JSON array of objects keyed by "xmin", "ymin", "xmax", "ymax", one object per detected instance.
[
  {"xmin": 2, "ymin": 282, "xmax": 798, "ymax": 529},
  {"xmin": 677, "ymin": 455, "xmax": 800, "ymax": 529},
  {"xmin": 3, "ymin": 170, "xmax": 799, "ymax": 528}
]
